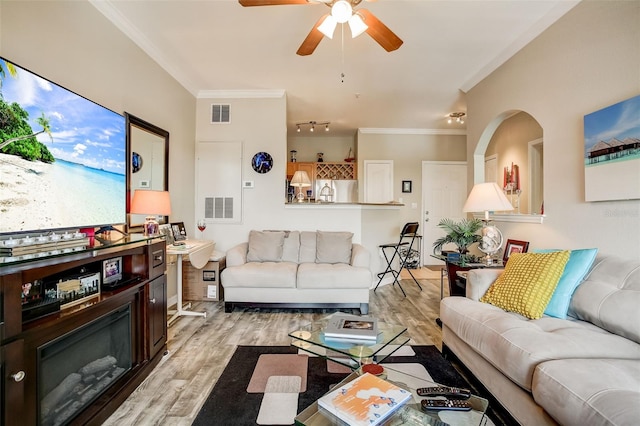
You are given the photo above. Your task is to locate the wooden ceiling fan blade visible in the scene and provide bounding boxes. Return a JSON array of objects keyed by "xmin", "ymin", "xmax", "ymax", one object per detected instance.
[
  {"xmin": 358, "ymin": 9, "xmax": 403, "ymax": 52},
  {"xmin": 239, "ymin": 0, "xmax": 311, "ymax": 6},
  {"xmin": 297, "ymin": 14, "xmax": 329, "ymax": 56}
]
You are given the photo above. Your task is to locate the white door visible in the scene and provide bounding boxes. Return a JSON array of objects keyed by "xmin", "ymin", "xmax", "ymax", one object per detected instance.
[
  {"xmin": 363, "ymin": 160, "xmax": 394, "ymax": 203},
  {"xmin": 421, "ymin": 161, "xmax": 468, "ymax": 265}
]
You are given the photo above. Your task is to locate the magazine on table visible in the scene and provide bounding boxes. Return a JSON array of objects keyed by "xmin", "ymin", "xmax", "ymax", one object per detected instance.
[
  {"xmin": 323, "ymin": 314, "xmax": 379, "ymax": 341},
  {"xmin": 317, "ymin": 372, "xmax": 412, "ymax": 426}
]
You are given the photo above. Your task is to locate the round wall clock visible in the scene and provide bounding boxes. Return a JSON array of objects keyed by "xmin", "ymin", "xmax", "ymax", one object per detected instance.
[{"xmin": 251, "ymin": 152, "xmax": 273, "ymax": 174}]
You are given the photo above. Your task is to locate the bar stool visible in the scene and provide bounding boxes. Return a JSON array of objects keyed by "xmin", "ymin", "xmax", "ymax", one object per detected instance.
[{"xmin": 374, "ymin": 222, "xmax": 423, "ymax": 297}]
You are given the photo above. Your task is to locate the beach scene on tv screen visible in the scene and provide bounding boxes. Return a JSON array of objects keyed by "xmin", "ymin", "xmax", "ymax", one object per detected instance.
[{"xmin": 0, "ymin": 58, "xmax": 126, "ymax": 234}]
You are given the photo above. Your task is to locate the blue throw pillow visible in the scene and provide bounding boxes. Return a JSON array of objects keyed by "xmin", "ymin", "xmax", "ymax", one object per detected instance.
[{"xmin": 534, "ymin": 248, "xmax": 598, "ymax": 318}]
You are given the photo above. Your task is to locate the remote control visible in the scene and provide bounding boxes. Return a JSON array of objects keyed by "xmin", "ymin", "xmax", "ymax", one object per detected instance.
[
  {"xmin": 421, "ymin": 399, "xmax": 472, "ymax": 412},
  {"xmin": 416, "ymin": 386, "xmax": 471, "ymax": 399}
]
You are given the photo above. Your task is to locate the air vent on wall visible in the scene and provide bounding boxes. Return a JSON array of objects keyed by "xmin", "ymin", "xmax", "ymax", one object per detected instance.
[
  {"xmin": 211, "ymin": 104, "xmax": 230, "ymax": 123},
  {"xmin": 204, "ymin": 197, "xmax": 234, "ymax": 219}
]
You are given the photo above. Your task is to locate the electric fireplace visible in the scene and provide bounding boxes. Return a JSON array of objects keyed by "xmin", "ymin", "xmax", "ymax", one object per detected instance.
[{"xmin": 37, "ymin": 305, "xmax": 132, "ymax": 426}]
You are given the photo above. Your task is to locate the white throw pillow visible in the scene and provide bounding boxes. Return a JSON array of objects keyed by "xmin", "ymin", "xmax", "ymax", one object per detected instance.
[
  {"xmin": 247, "ymin": 230, "xmax": 285, "ymax": 262},
  {"xmin": 315, "ymin": 231, "xmax": 353, "ymax": 264}
]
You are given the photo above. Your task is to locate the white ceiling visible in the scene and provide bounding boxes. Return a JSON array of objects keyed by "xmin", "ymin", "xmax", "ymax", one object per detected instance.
[{"xmin": 91, "ymin": 0, "xmax": 578, "ymax": 137}]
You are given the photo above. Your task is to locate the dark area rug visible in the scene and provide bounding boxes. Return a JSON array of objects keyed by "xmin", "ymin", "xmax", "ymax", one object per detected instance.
[{"xmin": 193, "ymin": 345, "xmax": 473, "ymax": 426}]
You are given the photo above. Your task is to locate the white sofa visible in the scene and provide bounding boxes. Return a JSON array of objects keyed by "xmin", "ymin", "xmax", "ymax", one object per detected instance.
[
  {"xmin": 440, "ymin": 254, "xmax": 640, "ymax": 425},
  {"xmin": 221, "ymin": 230, "xmax": 372, "ymax": 313}
]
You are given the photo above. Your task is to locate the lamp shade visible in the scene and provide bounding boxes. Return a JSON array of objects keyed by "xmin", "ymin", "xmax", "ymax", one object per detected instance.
[
  {"xmin": 318, "ymin": 15, "xmax": 337, "ymax": 39},
  {"xmin": 290, "ymin": 170, "xmax": 311, "ymax": 188},
  {"xmin": 463, "ymin": 182, "xmax": 513, "ymax": 218},
  {"xmin": 130, "ymin": 190, "xmax": 172, "ymax": 215},
  {"xmin": 348, "ymin": 13, "xmax": 368, "ymax": 38}
]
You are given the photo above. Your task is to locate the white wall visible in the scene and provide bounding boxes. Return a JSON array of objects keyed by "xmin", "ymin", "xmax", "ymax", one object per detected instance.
[{"xmin": 467, "ymin": 0, "xmax": 640, "ymax": 258}]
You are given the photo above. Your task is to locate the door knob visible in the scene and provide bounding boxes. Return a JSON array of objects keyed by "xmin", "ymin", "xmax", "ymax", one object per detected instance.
[
  {"xmin": 150, "ymin": 298, "xmax": 157, "ymax": 304},
  {"xmin": 11, "ymin": 371, "xmax": 25, "ymax": 382}
]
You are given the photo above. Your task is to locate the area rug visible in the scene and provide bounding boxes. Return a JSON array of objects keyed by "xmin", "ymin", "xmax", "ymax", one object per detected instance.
[{"xmin": 192, "ymin": 345, "xmax": 475, "ymax": 426}]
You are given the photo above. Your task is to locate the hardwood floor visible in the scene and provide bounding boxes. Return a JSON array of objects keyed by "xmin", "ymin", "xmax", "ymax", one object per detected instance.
[{"xmin": 104, "ymin": 273, "xmax": 448, "ymax": 425}]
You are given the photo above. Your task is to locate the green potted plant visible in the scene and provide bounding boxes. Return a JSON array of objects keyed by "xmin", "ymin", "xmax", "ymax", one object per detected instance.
[{"xmin": 432, "ymin": 218, "xmax": 483, "ymax": 254}]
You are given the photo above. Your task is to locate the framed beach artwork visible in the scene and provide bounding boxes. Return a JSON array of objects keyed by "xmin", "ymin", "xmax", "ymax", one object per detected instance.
[{"xmin": 584, "ymin": 95, "xmax": 640, "ymax": 202}]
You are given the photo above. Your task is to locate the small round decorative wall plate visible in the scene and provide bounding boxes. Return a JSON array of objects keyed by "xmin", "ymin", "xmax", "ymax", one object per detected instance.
[{"xmin": 252, "ymin": 152, "xmax": 273, "ymax": 174}]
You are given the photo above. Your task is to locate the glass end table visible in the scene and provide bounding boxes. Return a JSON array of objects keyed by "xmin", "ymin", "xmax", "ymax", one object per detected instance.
[
  {"xmin": 295, "ymin": 365, "xmax": 489, "ymax": 426},
  {"xmin": 288, "ymin": 316, "xmax": 410, "ymax": 369}
]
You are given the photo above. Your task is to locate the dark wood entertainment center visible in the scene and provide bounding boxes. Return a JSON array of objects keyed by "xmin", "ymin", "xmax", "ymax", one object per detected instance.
[{"xmin": 1, "ymin": 235, "xmax": 167, "ymax": 426}]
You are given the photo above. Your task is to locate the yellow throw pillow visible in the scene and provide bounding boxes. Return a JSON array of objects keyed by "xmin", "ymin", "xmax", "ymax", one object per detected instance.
[{"xmin": 480, "ymin": 251, "xmax": 570, "ymax": 319}]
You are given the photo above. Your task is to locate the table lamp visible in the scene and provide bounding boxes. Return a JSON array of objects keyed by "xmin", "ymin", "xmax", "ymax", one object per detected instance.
[
  {"xmin": 290, "ymin": 170, "xmax": 311, "ymax": 202},
  {"xmin": 130, "ymin": 190, "xmax": 172, "ymax": 236},
  {"xmin": 462, "ymin": 182, "xmax": 514, "ymax": 264}
]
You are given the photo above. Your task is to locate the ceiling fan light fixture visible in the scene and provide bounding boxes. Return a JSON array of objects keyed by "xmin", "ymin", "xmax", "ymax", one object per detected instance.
[
  {"xmin": 348, "ymin": 13, "xmax": 368, "ymax": 38},
  {"xmin": 318, "ymin": 14, "xmax": 337, "ymax": 39},
  {"xmin": 331, "ymin": 0, "xmax": 352, "ymax": 24}
]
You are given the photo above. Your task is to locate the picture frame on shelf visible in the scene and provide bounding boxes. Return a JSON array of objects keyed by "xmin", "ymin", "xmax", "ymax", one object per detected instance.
[
  {"xmin": 170, "ymin": 222, "xmax": 187, "ymax": 241},
  {"xmin": 503, "ymin": 239, "xmax": 530, "ymax": 263},
  {"xmin": 402, "ymin": 180, "xmax": 412, "ymax": 193},
  {"xmin": 159, "ymin": 224, "xmax": 174, "ymax": 244}
]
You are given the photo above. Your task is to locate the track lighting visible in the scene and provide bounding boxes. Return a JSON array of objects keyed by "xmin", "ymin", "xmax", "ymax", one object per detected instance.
[
  {"xmin": 295, "ymin": 121, "xmax": 330, "ymax": 133},
  {"xmin": 448, "ymin": 112, "xmax": 466, "ymax": 124}
]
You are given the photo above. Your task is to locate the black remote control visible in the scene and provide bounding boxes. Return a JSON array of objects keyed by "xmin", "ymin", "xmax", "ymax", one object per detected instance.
[
  {"xmin": 416, "ymin": 386, "xmax": 471, "ymax": 399},
  {"xmin": 421, "ymin": 399, "xmax": 472, "ymax": 412}
]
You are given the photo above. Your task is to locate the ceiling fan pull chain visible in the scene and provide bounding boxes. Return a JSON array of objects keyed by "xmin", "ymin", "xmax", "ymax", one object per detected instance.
[{"xmin": 341, "ymin": 23, "xmax": 345, "ymax": 83}]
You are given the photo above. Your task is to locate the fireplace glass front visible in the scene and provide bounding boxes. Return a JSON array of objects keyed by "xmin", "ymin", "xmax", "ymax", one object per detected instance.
[{"xmin": 37, "ymin": 305, "xmax": 132, "ymax": 425}]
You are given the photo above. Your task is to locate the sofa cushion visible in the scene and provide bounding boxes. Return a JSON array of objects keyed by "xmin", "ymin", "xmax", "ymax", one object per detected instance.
[
  {"xmin": 534, "ymin": 248, "xmax": 598, "ymax": 319},
  {"xmin": 247, "ymin": 230, "xmax": 285, "ymax": 262},
  {"xmin": 533, "ymin": 358, "xmax": 640, "ymax": 426},
  {"xmin": 480, "ymin": 251, "xmax": 570, "ymax": 319},
  {"xmin": 299, "ymin": 231, "xmax": 317, "ymax": 264},
  {"xmin": 281, "ymin": 231, "xmax": 300, "ymax": 263},
  {"xmin": 569, "ymin": 256, "xmax": 640, "ymax": 344},
  {"xmin": 221, "ymin": 262, "xmax": 298, "ymax": 288},
  {"xmin": 440, "ymin": 296, "xmax": 640, "ymax": 391},
  {"xmin": 297, "ymin": 263, "xmax": 371, "ymax": 289},
  {"xmin": 315, "ymin": 231, "xmax": 353, "ymax": 264}
]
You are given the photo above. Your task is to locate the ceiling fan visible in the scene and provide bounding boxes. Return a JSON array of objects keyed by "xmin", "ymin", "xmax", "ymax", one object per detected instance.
[{"xmin": 238, "ymin": 0, "xmax": 403, "ymax": 56}]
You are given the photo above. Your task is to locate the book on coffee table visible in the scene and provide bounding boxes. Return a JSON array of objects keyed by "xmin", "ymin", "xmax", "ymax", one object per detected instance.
[
  {"xmin": 324, "ymin": 314, "xmax": 379, "ymax": 341},
  {"xmin": 317, "ymin": 372, "xmax": 412, "ymax": 426}
]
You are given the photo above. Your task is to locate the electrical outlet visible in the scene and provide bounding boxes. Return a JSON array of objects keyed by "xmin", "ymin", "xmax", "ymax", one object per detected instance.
[{"xmin": 243, "ymin": 181, "xmax": 254, "ymax": 189}]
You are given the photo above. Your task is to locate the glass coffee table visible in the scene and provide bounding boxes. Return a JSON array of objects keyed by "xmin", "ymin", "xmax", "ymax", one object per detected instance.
[
  {"xmin": 288, "ymin": 316, "xmax": 410, "ymax": 369},
  {"xmin": 295, "ymin": 365, "xmax": 490, "ymax": 426}
]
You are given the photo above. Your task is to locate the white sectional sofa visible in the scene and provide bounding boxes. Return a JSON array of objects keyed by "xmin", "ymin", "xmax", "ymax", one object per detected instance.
[
  {"xmin": 440, "ymin": 254, "xmax": 640, "ymax": 425},
  {"xmin": 221, "ymin": 230, "xmax": 372, "ymax": 313}
]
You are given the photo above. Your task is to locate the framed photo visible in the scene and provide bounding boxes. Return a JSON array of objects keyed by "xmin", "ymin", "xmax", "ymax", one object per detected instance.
[
  {"xmin": 503, "ymin": 239, "xmax": 530, "ymax": 263},
  {"xmin": 170, "ymin": 222, "xmax": 187, "ymax": 241},
  {"xmin": 402, "ymin": 180, "xmax": 412, "ymax": 193},
  {"xmin": 159, "ymin": 224, "xmax": 174, "ymax": 244}
]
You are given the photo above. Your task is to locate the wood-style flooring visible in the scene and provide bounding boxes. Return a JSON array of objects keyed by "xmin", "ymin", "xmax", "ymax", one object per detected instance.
[{"xmin": 103, "ymin": 269, "xmax": 449, "ymax": 425}]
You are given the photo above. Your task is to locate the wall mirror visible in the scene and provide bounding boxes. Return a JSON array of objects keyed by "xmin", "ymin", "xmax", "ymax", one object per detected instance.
[
  {"xmin": 125, "ymin": 113, "xmax": 169, "ymax": 230},
  {"xmin": 473, "ymin": 110, "xmax": 545, "ymax": 223}
]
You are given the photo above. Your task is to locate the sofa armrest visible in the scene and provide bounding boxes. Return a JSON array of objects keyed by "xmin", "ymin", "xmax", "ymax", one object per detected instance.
[
  {"xmin": 351, "ymin": 244, "xmax": 370, "ymax": 268},
  {"xmin": 466, "ymin": 268, "xmax": 504, "ymax": 301},
  {"xmin": 226, "ymin": 242, "xmax": 248, "ymax": 267}
]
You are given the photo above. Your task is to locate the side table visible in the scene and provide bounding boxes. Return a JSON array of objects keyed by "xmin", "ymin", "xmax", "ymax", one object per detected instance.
[{"xmin": 167, "ymin": 239, "xmax": 215, "ymax": 324}]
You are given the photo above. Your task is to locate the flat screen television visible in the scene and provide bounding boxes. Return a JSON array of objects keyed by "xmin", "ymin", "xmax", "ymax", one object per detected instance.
[{"xmin": 0, "ymin": 56, "xmax": 126, "ymax": 236}]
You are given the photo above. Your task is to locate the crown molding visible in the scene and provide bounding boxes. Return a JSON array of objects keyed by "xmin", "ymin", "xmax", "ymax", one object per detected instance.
[
  {"xmin": 197, "ymin": 90, "xmax": 285, "ymax": 99},
  {"xmin": 359, "ymin": 128, "xmax": 467, "ymax": 136},
  {"xmin": 89, "ymin": 0, "xmax": 200, "ymax": 96}
]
